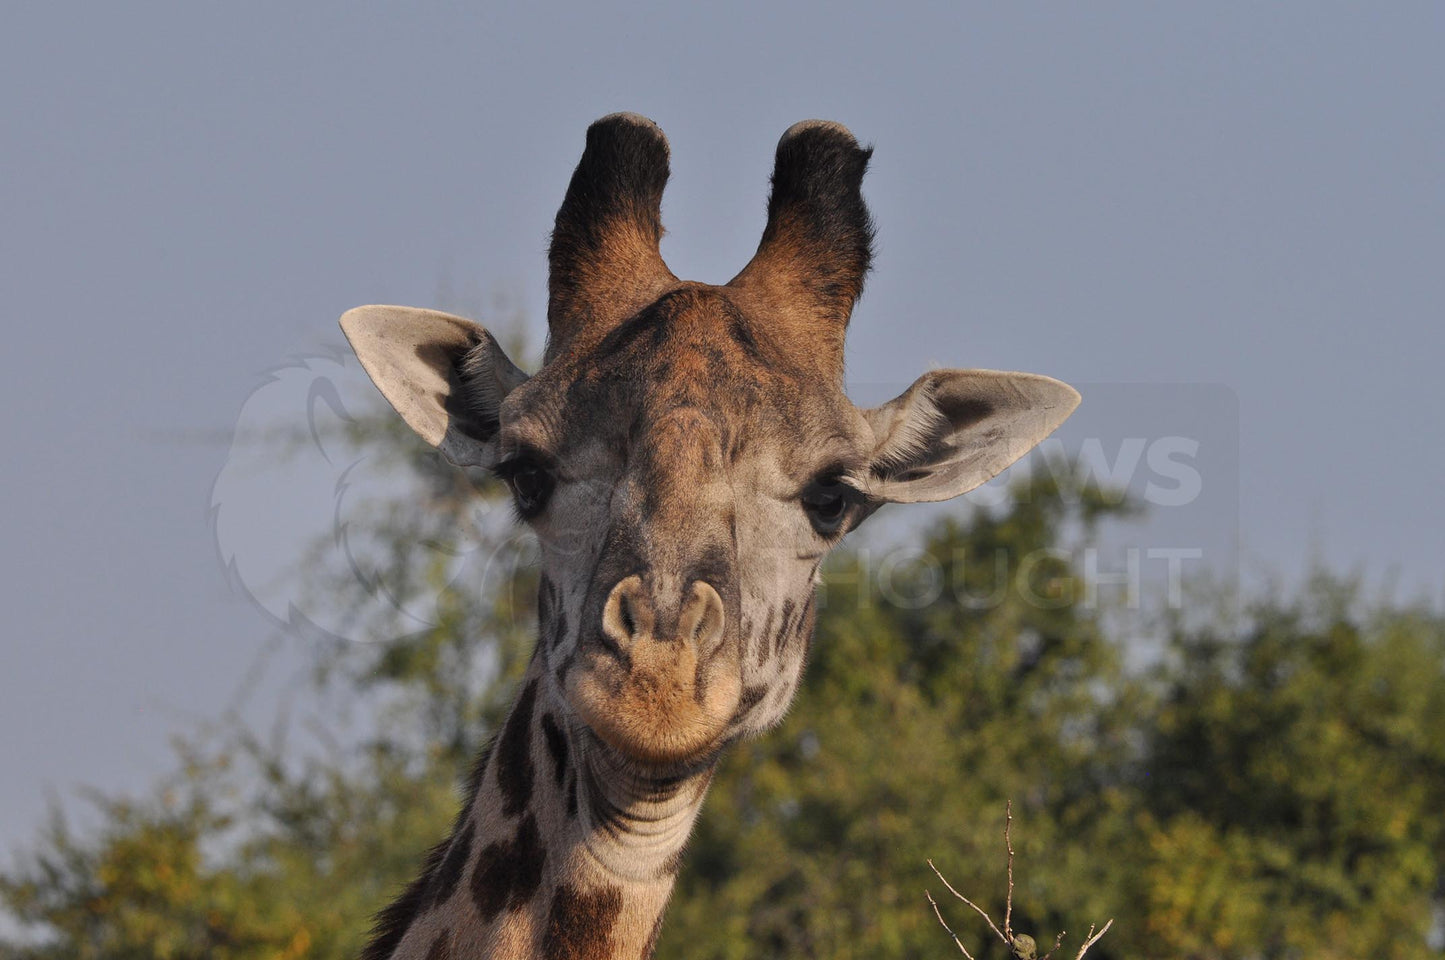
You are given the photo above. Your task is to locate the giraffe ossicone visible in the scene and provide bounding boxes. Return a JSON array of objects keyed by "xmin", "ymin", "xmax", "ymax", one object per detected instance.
[{"xmin": 341, "ymin": 113, "xmax": 1080, "ymax": 960}]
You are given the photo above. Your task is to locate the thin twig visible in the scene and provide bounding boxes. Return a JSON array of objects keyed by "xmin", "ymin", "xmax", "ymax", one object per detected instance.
[
  {"xmin": 927, "ymin": 858, "xmax": 1008, "ymax": 945},
  {"xmin": 1073, "ymin": 919, "xmax": 1114, "ymax": 960},
  {"xmin": 928, "ymin": 805, "xmax": 1113, "ymax": 960},
  {"xmin": 1003, "ymin": 799, "xmax": 1015, "ymax": 940},
  {"xmin": 926, "ymin": 890, "xmax": 976, "ymax": 960}
]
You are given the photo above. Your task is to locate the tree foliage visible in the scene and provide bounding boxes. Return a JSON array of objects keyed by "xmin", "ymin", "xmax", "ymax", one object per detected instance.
[
  {"xmin": 666, "ymin": 476, "xmax": 1144, "ymax": 959},
  {"xmin": 4, "ymin": 377, "xmax": 1442, "ymax": 958},
  {"xmin": 1135, "ymin": 580, "xmax": 1445, "ymax": 959}
]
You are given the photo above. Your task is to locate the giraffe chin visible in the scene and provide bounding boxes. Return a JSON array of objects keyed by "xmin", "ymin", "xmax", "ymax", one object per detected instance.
[{"xmin": 566, "ymin": 643, "xmax": 743, "ymax": 768}]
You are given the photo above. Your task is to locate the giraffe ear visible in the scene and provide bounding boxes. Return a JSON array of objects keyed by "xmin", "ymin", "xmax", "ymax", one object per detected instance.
[
  {"xmin": 340, "ymin": 305, "xmax": 529, "ymax": 468},
  {"xmin": 857, "ymin": 370, "xmax": 1080, "ymax": 504}
]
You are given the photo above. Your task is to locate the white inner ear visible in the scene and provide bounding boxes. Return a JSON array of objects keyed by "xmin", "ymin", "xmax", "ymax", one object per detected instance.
[
  {"xmin": 339, "ymin": 305, "xmax": 526, "ymax": 468},
  {"xmin": 860, "ymin": 369, "xmax": 1080, "ymax": 504}
]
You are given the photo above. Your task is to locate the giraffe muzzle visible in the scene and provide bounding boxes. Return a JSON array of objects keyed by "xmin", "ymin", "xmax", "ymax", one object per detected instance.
[{"xmin": 566, "ymin": 575, "xmax": 742, "ymax": 766}]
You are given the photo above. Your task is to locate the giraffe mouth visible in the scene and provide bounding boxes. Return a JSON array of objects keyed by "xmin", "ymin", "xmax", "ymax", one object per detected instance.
[{"xmin": 564, "ymin": 635, "xmax": 742, "ymax": 767}]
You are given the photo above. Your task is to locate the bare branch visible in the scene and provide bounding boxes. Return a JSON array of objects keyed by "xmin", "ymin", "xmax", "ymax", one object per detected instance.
[
  {"xmin": 928, "ymin": 804, "xmax": 1114, "ymax": 960},
  {"xmin": 926, "ymin": 890, "xmax": 976, "ymax": 960},
  {"xmin": 927, "ymin": 858, "xmax": 1008, "ymax": 945},
  {"xmin": 1004, "ymin": 799, "xmax": 1015, "ymax": 940},
  {"xmin": 1073, "ymin": 919, "xmax": 1114, "ymax": 960}
]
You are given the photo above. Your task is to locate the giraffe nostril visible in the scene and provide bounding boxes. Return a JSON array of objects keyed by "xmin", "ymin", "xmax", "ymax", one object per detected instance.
[
  {"xmin": 679, "ymin": 581, "xmax": 726, "ymax": 657},
  {"xmin": 601, "ymin": 576, "xmax": 725, "ymax": 656},
  {"xmin": 619, "ymin": 592, "xmax": 636, "ymax": 638},
  {"xmin": 602, "ymin": 575, "xmax": 653, "ymax": 652}
]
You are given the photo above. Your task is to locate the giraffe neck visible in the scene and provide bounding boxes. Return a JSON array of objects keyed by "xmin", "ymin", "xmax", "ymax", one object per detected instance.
[{"xmin": 365, "ymin": 656, "xmax": 715, "ymax": 960}]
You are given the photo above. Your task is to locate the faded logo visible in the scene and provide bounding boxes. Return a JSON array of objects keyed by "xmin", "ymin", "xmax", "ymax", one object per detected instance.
[{"xmin": 214, "ymin": 358, "xmax": 1237, "ymax": 644}]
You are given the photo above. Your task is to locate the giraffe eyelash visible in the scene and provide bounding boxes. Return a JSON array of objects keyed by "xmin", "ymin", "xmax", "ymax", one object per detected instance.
[
  {"xmin": 492, "ymin": 445, "xmax": 553, "ymax": 480},
  {"xmin": 493, "ymin": 452, "xmax": 557, "ymax": 519}
]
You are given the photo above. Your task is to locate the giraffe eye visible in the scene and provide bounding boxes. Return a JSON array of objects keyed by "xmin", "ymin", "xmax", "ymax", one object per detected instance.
[
  {"xmin": 497, "ymin": 458, "xmax": 555, "ymax": 518},
  {"xmin": 801, "ymin": 476, "xmax": 854, "ymax": 536}
]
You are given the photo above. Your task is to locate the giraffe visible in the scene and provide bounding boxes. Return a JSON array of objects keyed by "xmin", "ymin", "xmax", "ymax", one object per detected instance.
[{"xmin": 339, "ymin": 113, "xmax": 1079, "ymax": 960}]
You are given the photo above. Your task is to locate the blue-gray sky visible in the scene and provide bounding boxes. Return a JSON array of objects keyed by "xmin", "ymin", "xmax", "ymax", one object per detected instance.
[{"xmin": 2, "ymin": 4, "xmax": 1441, "ymax": 853}]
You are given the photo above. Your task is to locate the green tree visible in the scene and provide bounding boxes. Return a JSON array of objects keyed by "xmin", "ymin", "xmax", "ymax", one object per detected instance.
[
  {"xmin": 5, "ymin": 346, "xmax": 1444, "ymax": 958},
  {"xmin": 1134, "ymin": 576, "xmax": 1445, "ymax": 959},
  {"xmin": 0, "ymin": 738, "xmax": 460, "ymax": 960},
  {"xmin": 666, "ymin": 473, "xmax": 1145, "ymax": 959},
  {"xmin": 1, "ymin": 304, "xmax": 534, "ymax": 958}
]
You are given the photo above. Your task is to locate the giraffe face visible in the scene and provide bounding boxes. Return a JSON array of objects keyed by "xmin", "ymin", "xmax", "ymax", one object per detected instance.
[
  {"xmin": 496, "ymin": 285, "xmax": 871, "ymax": 767},
  {"xmin": 339, "ymin": 113, "xmax": 1080, "ymax": 773}
]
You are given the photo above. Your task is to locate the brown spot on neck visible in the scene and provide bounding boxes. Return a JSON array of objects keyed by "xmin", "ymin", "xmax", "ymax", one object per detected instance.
[
  {"xmin": 469, "ymin": 813, "xmax": 546, "ymax": 923},
  {"xmin": 542, "ymin": 884, "xmax": 624, "ymax": 960},
  {"xmin": 496, "ymin": 679, "xmax": 539, "ymax": 817},
  {"xmin": 541, "ymin": 712, "xmax": 570, "ymax": 789}
]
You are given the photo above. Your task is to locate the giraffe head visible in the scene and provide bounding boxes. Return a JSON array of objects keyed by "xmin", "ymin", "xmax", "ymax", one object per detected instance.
[{"xmin": 341, "ymin": 114, "xmax": 1078, "ymax": 772}]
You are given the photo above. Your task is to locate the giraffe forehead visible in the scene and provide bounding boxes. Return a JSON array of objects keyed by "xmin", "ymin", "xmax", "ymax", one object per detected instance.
[
  {"xmin": 516, "ymin": 286, "xmax": 862, "ymax": 469},
  {"xmin": 583, "ymin": 290, "xmax": 795, "ymax": 415}
]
